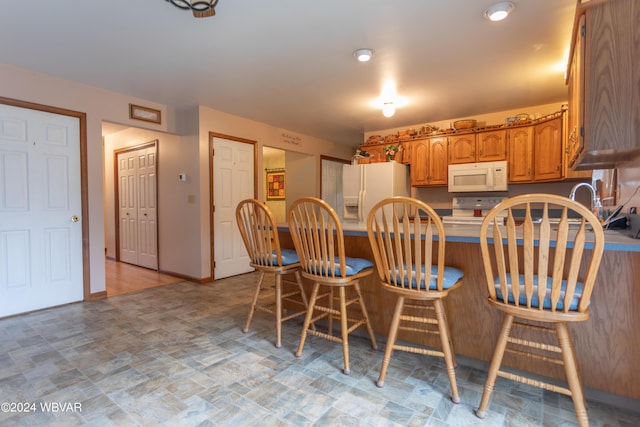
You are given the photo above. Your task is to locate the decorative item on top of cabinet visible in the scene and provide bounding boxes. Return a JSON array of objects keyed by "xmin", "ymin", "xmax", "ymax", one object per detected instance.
[
  {"xmin": 411, "ymin": 136, "xmax": 447, "ymax": 187},
  {"xmin": 567, "ymin": 0, "xmax": 640, "ymax": 169}
]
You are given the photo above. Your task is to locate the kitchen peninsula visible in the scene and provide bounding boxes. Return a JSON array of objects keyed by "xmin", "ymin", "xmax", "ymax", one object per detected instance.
[{"xmin": 278, "ymin": 222, "xmax": 640, "ymax": 406}]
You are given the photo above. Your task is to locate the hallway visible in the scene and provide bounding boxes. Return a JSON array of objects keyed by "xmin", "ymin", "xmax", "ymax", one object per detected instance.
[{"xmin": 105, "ymin": 259, "xmax": 182, "ymax": 296}]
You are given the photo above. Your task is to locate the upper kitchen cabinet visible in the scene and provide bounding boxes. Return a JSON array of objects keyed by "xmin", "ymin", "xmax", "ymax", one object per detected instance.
[
  {"xmin": 508, "ymin": 116, "xmax": 563, "ymax": 183},
  {"xmin": 477, "ymin": 130, "xmax": 507, "ymax": 162},
  {"xmin": 411, "ymin": 136, "xmax": 448, "ymax": 187},
  {"xmin": 448, "ymin": 130, "xmax": 506, "ymax": 164},
  {"xmin": 533, "ymin": 118, "xmax": 563, "ymax": 181},
  {"xmin": 508, "ymin": 126, "xmax": 534, "ymax": 182},
  {"xmin": 567, "ymin": 0, "xmax": 640, "ymax": 170},
  {"xmin": 448, "ymin": 133, "xmax": 476, "ymax": 164}
]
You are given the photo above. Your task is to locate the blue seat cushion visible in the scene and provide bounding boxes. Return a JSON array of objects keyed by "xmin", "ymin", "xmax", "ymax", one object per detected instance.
[
  {"xmin": 273, "ymin": 248, "xmax": 300, "ymax": 266},
  {"xmin": 309, "ymin": 256, "xmax": 373, "ymax": 276},
  {"xmin": 390, "ymin": 265, "xmax": 464, "ymax": 290},
  {"xmin": 494, "ymin": 274, "xmax": 584, "ymax": 311}
]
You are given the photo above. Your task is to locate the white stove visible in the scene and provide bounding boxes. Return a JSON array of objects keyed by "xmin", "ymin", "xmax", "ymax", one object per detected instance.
[{"xmin": 442, "ymin": 197, "xmax": 507, "ymax": 225}]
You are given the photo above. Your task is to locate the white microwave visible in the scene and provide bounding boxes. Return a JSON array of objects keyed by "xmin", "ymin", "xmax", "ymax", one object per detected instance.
[{"xmin": 448, "ymin": 160, "xmax": 508, "ymax": 192}]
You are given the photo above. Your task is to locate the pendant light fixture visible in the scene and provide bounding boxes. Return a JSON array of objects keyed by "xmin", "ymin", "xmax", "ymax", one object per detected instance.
[
  {"xmin": 166, "ymin": 0, "xmax": 219, "ymax": 18},
  {"xmin": 382, "ymin": 102, "xmax": 396, "ymax": 118}
]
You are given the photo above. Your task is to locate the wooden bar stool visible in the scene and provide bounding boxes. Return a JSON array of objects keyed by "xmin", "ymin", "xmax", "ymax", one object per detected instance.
[
  {"xmin": 287, "ymin": 197, "xmax": 378, "ymax": 375},
  {"xmin": 476, "ymin": 194, "xmax": 604, "ymax": 427},
  {"xmin": 236, "ymin": 199, "xmax": 310, "ymax": 348},
  {"xmin": 366, "ymin": 196, "xmax": 464, "ymax": 403}
]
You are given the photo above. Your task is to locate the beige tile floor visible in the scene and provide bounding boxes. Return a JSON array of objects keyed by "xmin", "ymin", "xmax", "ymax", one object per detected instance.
[{"xmin": 1, "ymin": 272, "xmax": 638, "ymax": 426}]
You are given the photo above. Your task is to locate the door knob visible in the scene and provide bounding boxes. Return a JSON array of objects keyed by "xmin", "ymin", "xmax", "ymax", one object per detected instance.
[{"xmin": 71, "ymin": 215, "xmax": 79, "ymax": 222}]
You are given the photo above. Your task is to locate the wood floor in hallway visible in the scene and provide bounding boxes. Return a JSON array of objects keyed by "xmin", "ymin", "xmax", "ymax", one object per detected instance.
[{"xmin": 105, "ymin": 259, "xmax": 183, "ymax": 296}]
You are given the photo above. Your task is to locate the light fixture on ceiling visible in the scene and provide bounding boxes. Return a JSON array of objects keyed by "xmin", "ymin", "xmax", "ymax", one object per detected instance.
[
  {"xmin": 166, "ymin": 0, "xmax": 219, "ymax": 18},
  {"xmin": 382, "ymin": 101, "xmax": 396, "ymax": 118},
  {"xmin": 353, "ymin": 48, "xmax": 374, "ymax": 62},
  {"xmin": 484, "ymin": 1, "xmax": 515, "ymax": 22}
]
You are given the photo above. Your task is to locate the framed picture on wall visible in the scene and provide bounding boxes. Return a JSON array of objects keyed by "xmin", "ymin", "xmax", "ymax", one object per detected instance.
[{"xmin": 266, "ymin": 170, "xmax": 285, "ymax": 200}]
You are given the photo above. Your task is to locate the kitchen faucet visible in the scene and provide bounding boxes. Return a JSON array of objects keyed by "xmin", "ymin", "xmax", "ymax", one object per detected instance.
[{"xmin": 569, "ymin": 182, "xmax": 599, "ymax": 215}]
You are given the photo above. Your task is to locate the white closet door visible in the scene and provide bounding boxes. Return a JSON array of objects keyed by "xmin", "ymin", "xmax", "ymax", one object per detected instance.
[{"xmin": 117, "ymin": 144, "xmax": 158, "ymax": 269}]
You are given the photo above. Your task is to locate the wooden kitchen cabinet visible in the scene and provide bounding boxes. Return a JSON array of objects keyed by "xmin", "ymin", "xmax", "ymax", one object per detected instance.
[
  {"xmin": 411, "ymin": 137, "xmax": 447, "ymax": 186},
  {"xmin": 448, "ymin": 134, "xmax": 476, "ymax": 164},
  {"xmin": 566, "ymin": 13, "xmax": 584, "ymax": 169},
  {"xmin": 533, "ymin": 117, "xmax": 563, "ymax": 181},
  {"xmin": 508, "ymin": 117, "xmax": 563, "ymax": 182},
  {"xmin": 567, "ymin": 0, "xmax": 640, "ymax": 169},
  {"xmin": 449, "ymin": 130, "xmax": 506, "ymax": 164},
  {"xmin": 477, "ymin": 130, "xmax": 507, "ymax": 162},
  {"xmin": 508, "ymin": 126, "xmax": 534, "ymax": 182},
  {"xmin": 399, "ymin": 141, "xmax": 411, "ymax": 164}
]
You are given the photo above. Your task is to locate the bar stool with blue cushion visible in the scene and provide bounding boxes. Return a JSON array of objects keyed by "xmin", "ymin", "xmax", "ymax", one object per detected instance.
[
  {"xmin": 366, "ymin": 196, "xmax": 464, "ymax": 403},
  {"xmin": 236, "ymin": 199, "xmax": 310, "ymax": 348},
  {"xmin": 476, "ymin": 194, "xmax": 604, "ymax": 427},
  {"xmin": 288, "ymin": 197, "xmax": 378, "ymax": 375}
]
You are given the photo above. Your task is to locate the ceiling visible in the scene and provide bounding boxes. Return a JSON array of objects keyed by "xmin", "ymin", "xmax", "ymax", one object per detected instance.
[{"xmin": 0, "ymin": 0, "xmax": 576, "ymax": 146}]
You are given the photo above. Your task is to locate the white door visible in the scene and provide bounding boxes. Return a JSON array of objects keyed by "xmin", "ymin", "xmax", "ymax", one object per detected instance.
[
  {"xmin": 213, "ymin": 137, "xmax": 254, "ymax": 279},
  {"xmin": 117, "ymin": 144, "xmax": 158, "ymax": 270},
  {"xmin": 0, "ymin": 104, "xmax": 83, "ymax": 317}
]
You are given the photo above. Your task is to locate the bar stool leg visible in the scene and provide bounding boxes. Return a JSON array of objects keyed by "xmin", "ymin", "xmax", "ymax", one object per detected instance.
[
  {"xmin": 476, "ymin": 314, "xmax": 514, "ymax": 418},
  {"xmin": 243, "ymin": 271, "xmax": 265, "ymax": 333},
  {"xmin": 377, "ymin": 296, "xmax": 404, "ymax": 388},
  {"xmin": 434, "ymin": 299, "xmax": 460, "ymax": 404},
  {"xmin": 295, "ymin": 282, "xmax": 319, "ymax": 358},
  {"xmin": 556, "ymin": 322, "xmax": 589, "ymax": 427},
  {"xmin": 339, "ymin": 286, "xmax": 351, "ymax": 375},
  {"xmin": 274, "ymin": 274, "xmax": 282, "ymax": 348},
  {"xmin": 354, "ymin": 282, "xmax": 377, "ymax": 350}
]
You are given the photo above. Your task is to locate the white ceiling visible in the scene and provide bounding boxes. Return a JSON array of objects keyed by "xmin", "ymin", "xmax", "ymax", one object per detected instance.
[{"xmin": 0, "ymin": 0, "xmax": 576, "ymax": 146}]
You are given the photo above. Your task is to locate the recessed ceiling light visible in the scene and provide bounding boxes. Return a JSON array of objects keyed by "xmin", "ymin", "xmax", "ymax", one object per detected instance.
[
  {"xmin": 353, "ymin": 48, "xmax": 374, "ymax": 62},
  {"xmin": 484, "ymin": 2, "xmax": 515, "ymax": 22}
]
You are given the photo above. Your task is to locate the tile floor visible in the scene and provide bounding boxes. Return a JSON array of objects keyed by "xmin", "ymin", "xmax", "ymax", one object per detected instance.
[{"xmin": 1, "ymin": 272, "xmax": 639, "ymax": 426}]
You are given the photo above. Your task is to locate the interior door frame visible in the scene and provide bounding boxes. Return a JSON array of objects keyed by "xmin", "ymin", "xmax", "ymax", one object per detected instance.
[
  {"xmin": 0, "ymin": 96, "xmax": 90, "ymax": 300},
  {"xmin": 113, "ymin": 140, "xmax": 159, "ymax": 267},
  {"xmin": 209, "ymin": 131, "xmax": 257, "ymax": 281}
]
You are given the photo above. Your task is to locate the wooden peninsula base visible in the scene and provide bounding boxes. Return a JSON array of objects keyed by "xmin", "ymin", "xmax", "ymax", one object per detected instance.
[{"xmin": 278, "ymin": 230, "xmax": 640, "ymax": 405}]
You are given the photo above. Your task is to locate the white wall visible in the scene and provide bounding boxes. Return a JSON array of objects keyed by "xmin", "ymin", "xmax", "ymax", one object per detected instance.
[
  {"xmin": 103, "ymin": 127, "xmax": 201, "ymax": 279},
  {"xmin": 0, "ymin": 63, "xmax": 355, "ymax": 291},
  {"xmin": 0, "ymin": 63, "xmax": 174, "ymax": 294},
  {"xmin": 617, "ymin": 160, "xmax": 640, "ymax": 212},
  {"xmin": 195, "ymin": 105, "xmax": 353, "ymax": 278}
]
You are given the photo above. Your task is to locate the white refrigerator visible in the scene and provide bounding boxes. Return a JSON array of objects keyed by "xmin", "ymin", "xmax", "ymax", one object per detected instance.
[{"xmin": 343, "ymin": 162, "xmax": 410, "ymax": 222}]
